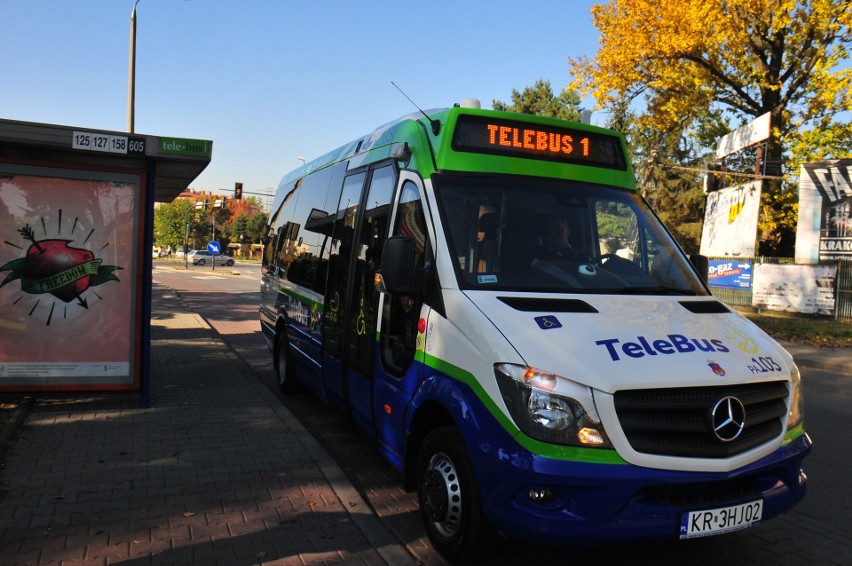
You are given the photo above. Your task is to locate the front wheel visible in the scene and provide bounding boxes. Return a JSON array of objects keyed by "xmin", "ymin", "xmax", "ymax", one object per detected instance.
[
  {"xmin": 274, "ymin": 332, "xmax": 301, "ymax": 394},
  {"xmin": 417, "ymin": 426, "xmax": 499, "ymax": 562}
]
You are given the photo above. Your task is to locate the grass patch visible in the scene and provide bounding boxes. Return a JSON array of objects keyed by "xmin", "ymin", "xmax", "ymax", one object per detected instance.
[{"xmin": 743, "ymin": 312, "xmax": 851, "ymax": 348}]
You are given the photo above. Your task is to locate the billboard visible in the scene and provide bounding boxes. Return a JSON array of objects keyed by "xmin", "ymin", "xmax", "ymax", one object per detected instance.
[
  {"xmin": 752, "ymin": 263, "xmax": 837, "ymax": 315},
  {"xmin": 708, "ymin": 259, "xmax": 753, "ymax": 289},
  {"xmin": 715, "ymin": 112, "xmax": 771, "ymax": 160},
  {"xmin": 795, "ymin": 159, "xmax": 852, "ymax": 261},
  {"xmin": 700, "ymin": 181, "xmax": 762, "ymax": 257},
  {"xmin": 0, "ymin": 164, "xmax": 141, "ymax": 389}
]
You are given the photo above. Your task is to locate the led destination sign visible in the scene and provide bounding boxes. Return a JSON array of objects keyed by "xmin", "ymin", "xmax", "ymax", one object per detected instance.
[{"xmin": 452, "ymin": 115, "xmax": 626, "ymax": 170}]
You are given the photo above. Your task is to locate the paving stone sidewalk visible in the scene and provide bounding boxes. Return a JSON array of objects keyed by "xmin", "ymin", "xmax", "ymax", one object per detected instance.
[{"xmin": 0, "ymin": 286, "xmax": 412, "ymax": 565}]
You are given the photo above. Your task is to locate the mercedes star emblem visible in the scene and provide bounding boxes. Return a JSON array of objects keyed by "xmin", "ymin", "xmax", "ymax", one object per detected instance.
[{"xmin": 711, "ymin": 396, "xmax": 746, "ymax": 442}]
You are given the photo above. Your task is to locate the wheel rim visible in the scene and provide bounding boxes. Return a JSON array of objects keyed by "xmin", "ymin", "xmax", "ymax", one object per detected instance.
[{"xmin": 422, "ymin": 451, "xmax": 462, "ymax": 537}]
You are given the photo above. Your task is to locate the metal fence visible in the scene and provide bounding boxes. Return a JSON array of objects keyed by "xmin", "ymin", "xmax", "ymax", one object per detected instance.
[{"xmin": 707, "ymin": 257, "xmax": 852, "ymax": 323}]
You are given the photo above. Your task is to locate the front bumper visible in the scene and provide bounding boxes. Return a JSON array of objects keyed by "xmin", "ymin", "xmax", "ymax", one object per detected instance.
[{"xmin": 470, "ymin": 431, "xmax": 811, "ymax": 545}]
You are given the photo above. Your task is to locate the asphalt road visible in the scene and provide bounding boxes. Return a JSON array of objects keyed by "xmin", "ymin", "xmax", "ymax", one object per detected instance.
[{"xmin": 152, "ymin": 261, "xmax": 852, "ymax": 565}]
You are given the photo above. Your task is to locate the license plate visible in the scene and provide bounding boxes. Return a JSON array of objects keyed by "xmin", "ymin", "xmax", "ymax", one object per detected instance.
[{"xmin": 679, "ymin": 499, "xmax": 763, "ymax": 539}]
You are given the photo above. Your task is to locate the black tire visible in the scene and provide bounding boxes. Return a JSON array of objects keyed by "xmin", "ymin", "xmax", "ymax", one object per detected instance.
[
  {"xmin": 197, "ymin": 259, "xmax": 205, "ymax": 266},
  {"xmin": 275, "ymin": 332, "xmax": 301, "ymax": 394},
  {"xmin": 225, "ymin": 259, "xmax": 234, "ymax": 266},
  {"xmin": 417, "ymin": 426, "xmax": 499, "ymax": 563}
]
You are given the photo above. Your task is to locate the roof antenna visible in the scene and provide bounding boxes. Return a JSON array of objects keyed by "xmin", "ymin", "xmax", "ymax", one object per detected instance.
[{"xmin": 391, "ymin": 81, "xmax": 440, "ymax": 136}]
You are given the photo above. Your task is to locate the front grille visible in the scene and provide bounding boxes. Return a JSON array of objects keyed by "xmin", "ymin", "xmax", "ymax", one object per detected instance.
[{"xmin": 613, "ymin": 382, "xmax": 788, "ymax": 458}]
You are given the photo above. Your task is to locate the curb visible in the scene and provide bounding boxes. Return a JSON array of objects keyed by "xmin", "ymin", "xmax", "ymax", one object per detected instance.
[
  {"xmin": 165, "ymin": 285, "xmax": 416, "ymax": 564},
  {"xmin": 242, "ymin": 370, "xmax": 415, "ymax": 565}
]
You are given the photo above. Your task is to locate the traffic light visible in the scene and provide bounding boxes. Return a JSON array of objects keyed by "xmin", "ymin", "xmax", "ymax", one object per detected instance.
[{"xmin": 235, "ymin": 182, "xmax": 243, "ymax": 200}]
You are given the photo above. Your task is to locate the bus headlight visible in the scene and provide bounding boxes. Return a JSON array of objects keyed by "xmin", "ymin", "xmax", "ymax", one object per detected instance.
[
  {"xmin": 494, "ymin": 363, "xmax": 612, "ymax": 448},
  {"xmin": 787, "ymin": 363, "xmax": 805, "ymax": 430}
]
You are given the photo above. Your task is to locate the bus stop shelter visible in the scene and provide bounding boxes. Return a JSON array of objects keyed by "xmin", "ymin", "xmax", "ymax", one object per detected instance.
[{"xmin": 0, "ymin": 118, "xmax": 212, "ymax": 406}]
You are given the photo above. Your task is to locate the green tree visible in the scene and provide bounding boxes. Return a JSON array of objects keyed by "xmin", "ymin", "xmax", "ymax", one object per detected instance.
[
  {"xmin": 493, "ymin": 79, "xmax": 584, "ymax": 120},
  {"xmin": 154, "ymin": 199, "xmax": 199, "ymax": 251},
  {"xmin": 245, "ymin": 211, "xmax": 269, "ymax": 242},
  {"xmin": 570, "ymin": 0, "xmax": 852, "ymax": 255},
  {"xmin": 154, "ymin": 196, "xmax": 244, "ymax": 253}
]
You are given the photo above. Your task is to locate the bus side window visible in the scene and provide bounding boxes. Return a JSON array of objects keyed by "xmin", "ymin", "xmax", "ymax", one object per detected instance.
[
  {"xmin": 263, "ymin": 183, "xmax": 298, "ymax": 275},
  {"xmin": 381, "ymin": 181, "xmax": 428, "ymax": 376},
  {"xmin": 261, "ymin": 230, "xmax": 277, "ymax": 273},
  {"xmin": 280, "ymin": 166, "xmax": 343, "ymax": 295}
]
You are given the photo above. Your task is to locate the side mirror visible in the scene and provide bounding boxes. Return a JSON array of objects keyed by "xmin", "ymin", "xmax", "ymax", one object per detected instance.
[
  {"xmin": 376, "ymin": 236, "xmax": 416, "ymax": 295},
  {"xmin": 689, "ymin": 254, "xmax": 709, "ymax": 286}
]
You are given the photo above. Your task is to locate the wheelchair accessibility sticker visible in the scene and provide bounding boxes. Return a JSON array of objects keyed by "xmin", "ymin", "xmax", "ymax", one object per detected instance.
[{"xmin": 534, "ymin": 315, "xmax": 562, "ymax": 330}]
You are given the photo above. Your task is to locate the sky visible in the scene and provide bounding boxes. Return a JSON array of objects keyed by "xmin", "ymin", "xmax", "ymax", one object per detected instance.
[{"xmin": 0, "ymin": 0, "xmax": 602, "ymax": 208}]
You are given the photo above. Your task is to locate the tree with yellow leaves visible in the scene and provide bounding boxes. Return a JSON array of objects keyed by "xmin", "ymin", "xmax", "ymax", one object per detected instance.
[{"xmin": 570, "ymin": 0, "xmax": 852, "ymax": 254}]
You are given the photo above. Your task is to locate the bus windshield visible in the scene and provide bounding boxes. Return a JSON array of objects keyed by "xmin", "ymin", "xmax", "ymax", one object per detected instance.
[{"xmin": 434, "ymin": 174, "xmax": 708, "ymax": 295}]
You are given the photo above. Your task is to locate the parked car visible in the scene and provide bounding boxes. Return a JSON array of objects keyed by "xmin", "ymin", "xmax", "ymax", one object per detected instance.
[
  {"xmin": 175, "ymin": 247, "xmax": 190, "ymax": 258},
  {"xmin": 188, "ymin": 250, "xmax": 234, "ymax": 266}
]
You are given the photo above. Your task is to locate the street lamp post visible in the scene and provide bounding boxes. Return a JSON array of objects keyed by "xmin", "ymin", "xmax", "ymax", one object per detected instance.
[
  {"xmin": 183, "ymin": 203, "xmax": 193, "ymax": 269},
  {"xmin": 127, "ymin": 0, "xmax": 141, "ymax": 133}
]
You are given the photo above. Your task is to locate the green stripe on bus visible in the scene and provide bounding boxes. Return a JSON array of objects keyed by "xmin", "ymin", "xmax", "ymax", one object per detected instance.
[
  {"xmin": 280, "ymin": 287, "xmax": 323, "ymax": 310},
  {"xmin": 784, "ymin": 422, "xmax": 807, "ymax": 444}
]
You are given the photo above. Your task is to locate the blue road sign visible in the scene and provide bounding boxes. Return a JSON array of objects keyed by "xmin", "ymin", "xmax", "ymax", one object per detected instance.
[{"xmin": 207, "ymin": 241, "xmax": 221, "ymax": 255}]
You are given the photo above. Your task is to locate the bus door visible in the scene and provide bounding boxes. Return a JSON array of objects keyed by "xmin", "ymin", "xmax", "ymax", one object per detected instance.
[
  {"xmin": 322, "ymin": 164, "xmax": 396, "ymax": 433},
  {"xmin": 373, "ymin": 176, "xmax": 431, "ymax": 461}
]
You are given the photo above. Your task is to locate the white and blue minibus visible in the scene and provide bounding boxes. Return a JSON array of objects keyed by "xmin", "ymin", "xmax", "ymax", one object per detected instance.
[{"xmin": 260, "ymin": 100, "xmax": 811, "ymax": 562}]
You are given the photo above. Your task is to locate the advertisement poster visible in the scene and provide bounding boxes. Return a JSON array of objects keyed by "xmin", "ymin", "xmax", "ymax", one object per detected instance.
[
  {"xmin": 752, "ymin": 263, "xmax": 837, "ymax": 315},
  {"xmin": 699, "ymin": 181, "xmax": 762, "ymax": 257},
  {"xmin": 708, "ymin": 259, "xmax": 752, "ymax": 289},
  {"xmin": 0, "ymin": 166, "xmax": 139, "ymax": 388},
  {"xmin": 795, "ymin": 160, "xmax": 852, "ymax": 260}
]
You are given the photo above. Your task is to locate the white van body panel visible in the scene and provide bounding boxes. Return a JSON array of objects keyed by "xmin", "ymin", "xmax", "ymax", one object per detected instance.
[
  {"xmin": 462, "ymin": 292, "xmax": 793, "ymax": 392},
  {"xmin": 424, "ymin": 289, "xmax": 523, "ymax": 405},
  {"xmin": 458, "ymin": 291, "xmax": 795, "ymax": 473}
]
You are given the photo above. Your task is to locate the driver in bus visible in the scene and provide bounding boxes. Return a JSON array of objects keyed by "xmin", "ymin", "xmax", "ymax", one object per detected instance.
[{"xmin": 534, "ymin": 212, "xmax": 576, "ymax": 261}]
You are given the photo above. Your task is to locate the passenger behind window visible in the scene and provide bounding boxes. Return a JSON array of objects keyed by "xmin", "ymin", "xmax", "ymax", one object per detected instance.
[{"xmin": 476, "ymin": 211, "xmax": 499, "ymax": 273}]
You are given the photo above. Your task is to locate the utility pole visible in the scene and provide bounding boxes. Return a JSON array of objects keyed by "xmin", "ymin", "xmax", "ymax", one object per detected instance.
[{"xmin": 127, "ymin": 0, "xmax": 140, "ymax": 133}]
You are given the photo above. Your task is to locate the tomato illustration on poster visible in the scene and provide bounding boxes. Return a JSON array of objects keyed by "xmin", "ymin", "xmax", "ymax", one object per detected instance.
[{"xmin": 0, "ymin": 168, "xmax": 140, "ymax": 388}]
